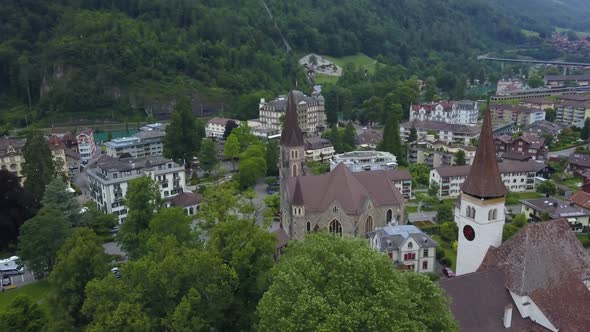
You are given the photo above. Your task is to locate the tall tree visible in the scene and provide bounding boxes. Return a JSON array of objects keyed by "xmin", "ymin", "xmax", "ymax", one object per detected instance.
[
  {"xmin": 257, "ymin": 234, "xmax": 457, "ymax": 331},
  {"xmin": 342, "ymin": 122, "xmax": 356, "ymax": 150},
  {"xmin": 0, "ymin": 295, "xmax": 47, "ymax": 331},
  {"xmin": 408, "ymin": 125, "xmax": 418, "ymax": 142},
  {"xmin": 265, "ymin": 139, "xmax": 279, "ymax": 176},
  {"xmin": 118, "ymin": 176, "xmax": 163, "ymax": 258},
  {"xmin": 0, "ymin": 170, "xmax": 36, "ymax": 251},
  {"xmin": 148, "ymin": 208, "xmax": 197, "ymax": 246},
  {"xmin": 41, "ymin": 177, "xmax": 79, "ymax": 226},
  {"xmin": 454, "ymin": 150, "xmax": 466, "ymax": 165},
  {"xmin": 22, "ymin": 131, "xmax": 55, "ymax": 200},
  {"xmin": 327, "ymin": 125, "xmax": 343, "ymax": 153},
  {"xmin": 164, "ymin": 97, "xmax": 204, "ymax": 166},
  {"xmin": 379, "ymin": 113, "xmax": 404, "ymax": 163},
  {"xmin": 78, "ymin": 203, "xmax": 118, "ymax": 237},
  {"xmin": 18, "ymin": 208, "xmax": 70, "ymax": 277},
  {"xmin": 199, "ymin": 138, "xmax": 218, "ymax": 174},
  {"xmin": 232, "ymin": 123, "xmax": 258, "ymax": 152},
  {"xmin": 223, "ymin": 120, "xmax": 239, "ymax": 139},
  {"xmin": 224, "ymin": 133, "xmax": 240, "ymax": 171},
  {"xmin": 424, "ymin": 76, "xmax": 438, "ymax": 101},
  {"xmin": 47, "ymin": 228, "xmax": 110, "ymax": 330},
  {"xmin": 582, "ymin": 118, "xmax": 590, "ymax": 140},
  {"xmin": 238, "ymin": 144, "xmax": 267, "ymax": 190}
]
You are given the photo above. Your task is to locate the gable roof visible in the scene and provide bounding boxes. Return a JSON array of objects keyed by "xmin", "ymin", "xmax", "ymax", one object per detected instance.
[
  {"xmin": 370, "ymin": 225, "xmax": 438, "ymax": 251},
  {"xmin": 569, "ymin": 190, "xmax": 590, "ymax": 209},
  {"xmin": 280, "ymin": 91, "xmax": 304, "ymax": 147},
  {"xmin": 287, "ymin": 163, "xmax": 403, "ymax": 214},
  {"xmin": 169, "ymin": 191, "xmax": 202, "ymax": 208}
]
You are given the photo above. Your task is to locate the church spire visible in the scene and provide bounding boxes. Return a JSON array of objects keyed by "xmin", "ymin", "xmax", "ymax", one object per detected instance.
[
  {"xmin": 292, "ymin": 177, "xmax": 304, "ymax": 206},
  {"xmin": 280, "ymin": 91, "xmax": 304, "ymax": 147},
  {"xmin": 461, "ymin": 107, "xmax": 506, "ymax": 199}
]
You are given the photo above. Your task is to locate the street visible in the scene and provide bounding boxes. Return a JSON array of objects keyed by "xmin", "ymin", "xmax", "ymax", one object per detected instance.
[{"xmin": 1, "ymin": 270, "xmax": 36, "ymax": 290}]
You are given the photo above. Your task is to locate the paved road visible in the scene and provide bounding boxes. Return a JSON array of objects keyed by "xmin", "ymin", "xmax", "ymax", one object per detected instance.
[
  {"xmin": 1, "ymin": 270, "xmax": 36, "ymax": 291},
  {"xmin": 548, "ymin": 146, "xmax": 577, "ymax": 158}
]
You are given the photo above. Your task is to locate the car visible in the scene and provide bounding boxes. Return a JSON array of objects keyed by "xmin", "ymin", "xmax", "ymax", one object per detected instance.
[
  {"xmin": 442, "ymin": 267, "xmax": 455, "ymax": 278},
  {"xmin": 1, "ymin": 276, "xmax": 11, "ymax": 286}
]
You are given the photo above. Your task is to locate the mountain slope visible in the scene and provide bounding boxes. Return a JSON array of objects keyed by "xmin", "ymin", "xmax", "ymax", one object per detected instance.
[{"xmin": 493, "ymin": 0, "xmax": 590, "ymax": 32}]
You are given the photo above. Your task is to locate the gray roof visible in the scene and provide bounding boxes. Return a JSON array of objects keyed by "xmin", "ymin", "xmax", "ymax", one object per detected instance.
[
  {"xmin": 435, "ymin": 160, "xmax": 547, "ymax": 178},
  {"xmin": 520, "ymin": 197, "xmax": 590, "ymax": 218},
  {"xmin": 304, "ymin": 136, "xmax": 332, "ymax": 150},
  {"xmin": 262, "ymin": 90, "xmax": 323, "ymax": 111},
  {"xmin": 407, "ymin": 211, "xmax": 437, "ymax": 224},
  {"xmin": 370, "ymin": 225, "xmax": 438, "ymax": 251},
  {"xmin": 93, "ymin": 154, "xmax": 173, "ymax": 172},
  {"xmin": 400, "ymin": 120, "xmax": 480, "ymax": 135},
  {"xmin": 134, "ymin": 130, "xmax": 165, "ymax": 139}
]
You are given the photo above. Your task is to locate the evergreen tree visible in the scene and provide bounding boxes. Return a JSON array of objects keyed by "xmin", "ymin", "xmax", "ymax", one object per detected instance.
[
  {"xmin": 582, "ymin": 118, "xmax": 590, "ymax": 140},
  {"xmin": 408, "ymin": 125, "xmax": 418, "ymax": 142},
  {"xmin": 223, "ymin": 120, "xmax": 239, "ymax": 139},
  {"xmin": 199, "ymin": 139, "xmax": 219, "ymax": 174},
  {"xmin": 22, "ymin": 131, "xmax": 55, "ymax": 201},
  {"xmin": 164, "ymin": 97, "xmax": 204, "ymax": 166},
  {"xmin": 0, "ymin": 170, "xmax": 37, "ymax": 250},
  {"xmin": 342, "ymin": 122, "xmax": 356, "ymax": 151},
  {"xmin": 454, "ymin": 150, "xmax": 466, "ymax": 165},
  {"xmin": 265, "ymin": 139, "xmax": 279, "ymax": 176},
  {"xmin": 379, "ymin": 113, "xmax": 404, "ymax": 163},
  {"xmin": 41, "ymin": 177, "xmax": 79, "ymax": 226}
]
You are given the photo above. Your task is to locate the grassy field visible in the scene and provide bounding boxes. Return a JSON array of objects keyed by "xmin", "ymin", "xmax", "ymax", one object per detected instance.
[
  {"xmin": 0, "ymin": 281, "xmax": 50, "ymax": 312},
  {"xmin": 521, "ymin": 29, "xmax": 540, "ymax": 38},
  {"xmin": 576, "ymin": 233, "xmax": 590, "ymax": 248},
  {"xmin": 313, "ymin": 74, "xmax": 340, "ymax": 85},
  {"xmin": 555, "ymin": 27, "xmax": 590, "ymax": 38},
  {"xmin": 324, "ymin": 53, "xmax": 378, "ymax": 74}
]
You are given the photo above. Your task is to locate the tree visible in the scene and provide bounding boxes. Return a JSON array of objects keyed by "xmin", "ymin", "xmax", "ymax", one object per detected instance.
[
  {"xmin": 107, "ymin": 131, "xmax": 113, "ymax": 141},
  {"xmin": 223, "ymin": 120, "xmax": 239, "ymax": 139},
  {"xmin": 164, "ymin": 97, "xmax": 204, "ymax": 166},
  {"xmin": 327, "ymin": 125, "xmax": 343, "ymax": 153},
  {"xmin": 265, "ymin": 139, "xmax": 279, "ymax": 176},
  {"xmin": 424, "ymin": 76, "xmax": 438, "ymax": 101},
  {"xmin": 0, "ymin": 295, "xmax": 47, "ymax": 331},
  {"xmin": 18, "ymin": 208, "xmax": 70, "ymax": 277},
  {"xmin": 545, "ymin": 108, "xmax": 556, "ymax": 122},
  {"xmin": 199, "ymin": 138, "xmax": 218, "ymax": 174},
  {"xmin": 511, "ymin": 213, "xmax": 527, "ymax": 228},
  {"xmin": 78, "ymin": 203, "xmax": 118, "ymax": 237},
  {"xmin": 503, "ymin": 224, "xmax": 520, "ymax": 241},
  {"xmin": 0, "ymin": 170, "xmax": 36, "ymax": 251},
  {"xmin": 536, "ymin": 180, "xmax": 557, "ymax": 196},
  {"xmin": 440, "ymin": 221, "xmax": 458, "ymax": 242},
  {"xmin": 408, "ymin": 125, "xmax": 418, "ymax": 142},
  {"xmin": 207, "ymin": 219, "xmax": 276, "ymax": 329},
  {"xmin": 232, "ymin": 123, "xmax": 258, "ymax": 152},
  {"xmin": 454, "ymin": 150, "xmax": 466, "ymax": 165},
  {"xmin": 238, "ymin": 144, "xmax": 267, "ymax": 190},
  {"xmin": 437, "ymin": 205, "xmax": 454, "ymax": 223},
  {"xmin": 527, "ymin": 73, "xmax": 544, "ymax": 88},
  {"xmin": 428, "ymin": 181, "xmax": 440, "ymax": 198},
  {"xmin": 47, "ymin": 228, "xmax": 110, "ymax": 329},
  {"xmin": 342, "ymin": 122, "xmax": 356, "ymax": 151},
  {"xmin": 409, "ymin": 163, "xmax": 430, "ymax": 186},
  {"xmin": 22, "ymin": 130, "xmax": 55, "ymax": 200},
  {"xmin": 41, "ymin": 177, "xmax": 79, "ymax": 226},
  {"xmin": 582, "ymin": 118, "xmax": 590, "ymax": 140},
  {"xmin": 118, "ymin": 176, "xmax": 163, "ymax": 258},
  {"xmin": 197, "ymin": 182, "xmax": 241, "ymax": 229},
  {"xmin": 224, "ymin": 133, "xmax": 240, "ymax": 171},
  {"xmin": 257, "ymin": 234, "xmax": 457, "ymax": 331},
  {"xmin": 148, "ymin": 208, "xmax": 197, "ymax": 246},
  {"xmin": 379, "ymin": 113, "xmax": 404, "ymax": 163}
]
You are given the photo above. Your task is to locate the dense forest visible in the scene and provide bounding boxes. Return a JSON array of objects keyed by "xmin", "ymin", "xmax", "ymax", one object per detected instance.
[
  {"xmin": 493, "ymin": 0, "xmax": 590, "ymax": 33},
  {"xmin": 0, "ymin": 0, "xmax": 547, "ymax": 128}
]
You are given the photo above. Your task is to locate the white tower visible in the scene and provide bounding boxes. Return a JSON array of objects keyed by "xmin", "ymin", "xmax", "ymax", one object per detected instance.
[{"xmin": 455, "ymin": 108, "xmax": 507, "ymax": 276}]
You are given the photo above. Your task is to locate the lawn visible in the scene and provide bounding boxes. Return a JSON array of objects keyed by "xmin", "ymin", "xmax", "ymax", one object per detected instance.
[
  {"xmin": 432, "ymin": 235, "xmax": 456, "ymax": 271},
  {"xmin": 555, "ymin": 27, "xmax": 590, "ymax": 38},
  {"xmin": 576, "ymin": 233, "xmax": 590, "ymax": 248},
  {"xmin": 324, "ymin": 53, "xmax": 378, "ymax": 74},
  {"xmin": 313, "ymin": 74, "xmax": 340, "ymax": 85},
  {"xmin": 0, "ymin": 280, "xmax": 50, "ymax": 312},
  {"xmin": 521, "ymin": 29, "xmax": 540, "ymax": 38}
]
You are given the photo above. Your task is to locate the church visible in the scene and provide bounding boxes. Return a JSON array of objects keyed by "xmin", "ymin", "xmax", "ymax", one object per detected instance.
[
  {"xmin": 443, "ymin": 108, "xmax": 590, "ymax": 331},
  {"xmin": 279, "ymin": 91, "xmax": 406, "ymax": 240}
]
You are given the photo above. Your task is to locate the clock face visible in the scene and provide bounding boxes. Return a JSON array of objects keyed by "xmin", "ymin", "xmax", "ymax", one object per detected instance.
[{"xmin": 463, "ymin": 225, "xmax": 475, "ymax": 241}]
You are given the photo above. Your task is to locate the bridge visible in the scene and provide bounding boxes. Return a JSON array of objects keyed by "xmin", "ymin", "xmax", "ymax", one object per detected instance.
[{"xmin": 477, "ymin": 55, "xmax": 590, "ymax": 67}]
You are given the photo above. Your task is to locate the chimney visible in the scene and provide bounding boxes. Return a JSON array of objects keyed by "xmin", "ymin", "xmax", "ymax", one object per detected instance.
[{"xmin": 503, "ymin": 304, "xmax": 513, "ymax": 328}]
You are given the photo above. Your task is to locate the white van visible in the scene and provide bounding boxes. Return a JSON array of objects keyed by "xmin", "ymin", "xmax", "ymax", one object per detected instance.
[{"xmin": 0, "ymin": 256, "xmax": 24, "ymax": 275}]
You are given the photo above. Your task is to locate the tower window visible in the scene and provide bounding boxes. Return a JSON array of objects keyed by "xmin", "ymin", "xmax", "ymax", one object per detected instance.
[
  {"xmin": 332, "ymin": 206, "xmax": 339, "ymax": 213},
  {"xmin": 365, "ymin": 216, "xmax": 373, "ymax": 237},
  {"xmin": 329, "ymin": 219, "xmax": 342, "ymax": 236},
  {"xmin": 292, "ymin": 164, "xmax": 298, "ymax": 177}
]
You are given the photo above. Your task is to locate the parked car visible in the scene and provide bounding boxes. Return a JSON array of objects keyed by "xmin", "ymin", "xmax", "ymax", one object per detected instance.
[
  {"xmin": 442, "ymin": 267, "xmax": 455, "ymax": 278},
  {"xmin": 2, "ymin": 276, "xmax": 12, "ymax": 286}
]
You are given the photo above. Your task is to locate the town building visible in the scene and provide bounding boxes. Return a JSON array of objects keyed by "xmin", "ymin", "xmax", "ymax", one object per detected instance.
[
  {"xmin": 166, "ymin": 191, "xmax": 202, "ymax": 217},
  {"xmin": 355, "ymin": 127, "xmax": 382, "ymax": 150},
  {"xmin": 400, "ymin": 121, "xmax": 480, "ymax": 145},
  {"xmin": 569, "ymin": 189, "xmax": 590, "ymax": 210},
  {"xmin": 105, "ymin": 130, "xmax": 165, "ymax": 158},
  {"xmin": 329, "ymin": 150, "xmax": 398, "ymax": 172},
  {"xmin": 408, "ymin": 141, "xmax": 476, "ymax": 168},
  {"xmin": 76, "ymin": 128, "xmax": 96, "ymax": 163},
  {"xmin": 441, "ymin": 220, "xmax": 590, "ymax": 332},
  {"xmin": 555, "ymin": 99, "xmax": 590, "ymax": 128},
  {"xmin": 496, "ymin": 79, "xmax": 525, "ymax": 96},
  {"xmin": 568, "ymin": 153, "xmax": 590, "ymax": 175},
  {"xmin": 545, "ymin": 74, "xmax": 590, "ymax": 87},
  {"xmin": 279, "ymin": 91, "xmax": 406, "ymax": 240},
  {"xmin": 139, "ymin": 123, "xmax": 167, "ymax": 132},
  {"xmin": 494, "ymin": 133, "xmax": 548, "ymax": 161},
  {"xmin": 521, "ymin": 97, "xmax": 555, "ymax": 110},
  {"xmin": 490, "ymin": 104, "xmax": 546, "ymax": 126},
  {"xmin": 246, "ymin": 119, "xmax": 281, "ymax": 139},
  {"xmin": 48, "ymin": 136, "xmax": 69, "ymax": 176},
  {"xmin": 520, "ymin": 197, "xmax": 590, "ymax": 231},
  {"xmin": 409, "ymin": 100, "xmax": 479, "ymax": 125},
  {"xmin": 430, "ymin": 160, "xmax": 549, "ymax": 199},
  {"xmin": 368, "ymin": 225, "xmax": 437, "ymax": 273},
  {"xmin": 0, "ymin": 137, "xmax": 25, "ymax": 180},
  {"xmin": 304, "ymin": 137, "xmax": 334, "ymax": 161},
  {"xmin": 205, "ymin": 117, "xmax": 240, "ymax": 139},
  {"xmin": 65, "ymin": 150, "xmax": 81, "ymax": 176},
  {"xmin": 523, "ymin": 120, "xmax": 563, "ymax": 138},
  {"xmin": 87, "ymin": 155, "xmax": 186, "ymax": 222},
  {"xmin": 259, "ymin": 90, "xmax": 326, "ymax": 136}
]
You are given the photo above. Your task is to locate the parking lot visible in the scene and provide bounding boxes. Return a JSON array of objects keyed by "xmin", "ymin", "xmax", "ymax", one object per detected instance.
[{"xmin": 1, "ymin": 270, "xmax": 36, "ymax": 290}]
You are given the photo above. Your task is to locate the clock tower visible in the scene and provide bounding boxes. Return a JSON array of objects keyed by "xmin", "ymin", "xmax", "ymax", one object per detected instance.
[{"xmin": 455, "ymin": 107, "xmax": 507, "ymax": 276}]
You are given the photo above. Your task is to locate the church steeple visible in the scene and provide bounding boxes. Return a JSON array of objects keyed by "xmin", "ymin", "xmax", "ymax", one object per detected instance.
[
  {"xmin": 280, "ymin": 91, "xmax": 304, "ymax": 147},
  {"xmin": 461, "ymin": 107, "xmax": 506, "ymax": 199}
]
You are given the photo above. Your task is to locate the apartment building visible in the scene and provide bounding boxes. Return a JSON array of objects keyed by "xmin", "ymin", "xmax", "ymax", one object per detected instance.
[
  {"xmin": 400, "ymin": 121, "xmax": 480, "ymax": 145},
  {"xmin": 330, "ymin": 150, "xmax": 398, "ymax": 172},
  {"xmin": 408, "ymin": 141, "xmax": 476, "ymax": 168},
  {"xmin": 304, "ymin": 137, "xmax": 335, "ymax": 161},
  {"xmin": 409, "ymin": 100, "xmax": 479, "ymax": 125},
  {"xmin": 105, "ymin": 130, "xmax": 165, "ymax": 158},
  {"xmin": 555, "ymin": 100, "xmax": 590, "ymax": 128},
  {"xmin": 494, "ymin": 133, "xmax": 548, "ymax": 161},
  {"xmin": 77, "ymin": 128, "xmax": 96, "ymax": 162},
  {"xmin": 87, "ymin": 155, "xmax": 186, "ymax": 222},
  {"xmin": 205, "ymin": 117, "xmax": 240, "ymax": 139},
  {"xmin": 490, "ymin": 104, "xmax": 546, "ymax": 126},
  {"xmin": 259, "ymin": 90, "xmax": 326, "ymax": 135},
  {"xmin": 430, "ymin": 160, "xmax": 549, "ymax": 199}
]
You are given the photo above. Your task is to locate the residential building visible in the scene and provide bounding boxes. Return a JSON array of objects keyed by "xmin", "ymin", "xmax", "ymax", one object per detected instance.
[
  {"xmin": 48, "ymin": 136, "xmax": 69, "ymax": 176},
  {"xmin": 259, "ymin": 90, "xmax": 326, "ymax": 136},
  {"xmin": 523, "ymin": 120, "xmax": 563, "ymax": 137},
  {"xmin": 368, "ymin": 225, "xmax": 437, "ymax": 273},
  {"xmin": 491, "ymin": 121, "xmax": 518, "ymax": 136},
  {"xmin": 400, "ymin": 121, "xmax": 480, "ymax": 145},
  {"xmin": 279, "ymin": 91, "xmax": 406, "ymax": 240},
  {"xmin": 568, "ymin": 153, "xmax": 590, "ymax": 175},
  {"xmin": 494, "ymin": 133, "xmax": 548, "ymax": 161},
  {"xmin": 139, "ymin": 123, "xmax": 167, "ymax": 132},
  {"xmin": 355, "ymin": 127, "xmax": 382, "ymax": 150},
  {"xmin": 430, "ymin": 160, "xmax": 549, "ymax": 199},
  {"xmin": 408, "ymin": 141, "xmax": 476, "ymax": 168},
  {"xmin": 0, "ymin": 137, "xmax": 25, "ymax": 180},
  {"xmin": 409, "ymin": 100, "xmax": 478, "ymax": 125},
  {"xmin": 521, "ymin": 97, "xmax": 555, "ymax": 110},
  {"xmin": 166, "ymin": 191, "xmax": 202, "ymax": 216},
  {"xmin": 246, "ymin": 119, "xmax": 281, "ymax": 139},
  {"xmin": 65, "ymin": 150, "xmax": 81, "ymax": 176},
  {"xmin": 205, "ymin": 117, "xmax": 240, "ymax": 139},
  {"xmin": 490, "ymin": 104, "xmax": 546, "ymax": 126},
  {"xmin": 555, "ymin": 99, "xmax": 590, "ymax": 127},
  {"xmin": 105, "ymin": 130, "xmax": 165, "ymax": 158},
  {"xmin": 385, "ymin": 170, "xmax": 413, "ymax": 199},
  {"xmin": 545, "ymin": 74, "xmax": 590, "ymax": 87},
  {"xmin": 76, "ymin": 128, "xmax": 96, "ymax": 162},
  {"xmin": 329, "ymin": 150, "xmax": 398, "ymax": 172},
  {"xmin": 441, "ymin": 220, "xmax": 590, "ymax": 332},
  {"xmin": 87, "ymin": 155, "xmax": 186, "ymax": 222},
  {"xmin": 496, "ymin": 79, "xmax": 524, "ymax": 96},
  {"xmin": 304, "ymin": 137, "xmax": 334, "ymax": 161},
  {"xmin": 520, "ymin": 197, "xmax": 590, "ymax": 231}
]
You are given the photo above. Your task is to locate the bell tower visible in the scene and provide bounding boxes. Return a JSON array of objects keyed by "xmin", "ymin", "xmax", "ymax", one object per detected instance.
[
  {"xmin": 455, "ymin": 107, "xmax": 507, "ymax": 276},
  {"xmin": 279, "ymin": 91, "xmax": 305, "ymax": 236}
]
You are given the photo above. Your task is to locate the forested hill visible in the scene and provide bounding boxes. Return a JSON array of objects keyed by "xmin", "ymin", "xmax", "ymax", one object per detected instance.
[
  {"xmin": 493, "ymin": 0, "xmax": 590, "ymax": 33},
  {"xmin": 0, "ymin": 0, "xmax": 525, "ymax": 126}
]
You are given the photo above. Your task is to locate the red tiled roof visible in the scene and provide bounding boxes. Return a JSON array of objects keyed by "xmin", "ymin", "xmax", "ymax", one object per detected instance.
[{"xmin": 569, "ymin": 190, "xmax": 590, "ymax": 209}]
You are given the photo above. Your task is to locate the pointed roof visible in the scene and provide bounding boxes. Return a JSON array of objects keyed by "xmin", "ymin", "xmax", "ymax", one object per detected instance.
[
  {"xmin": 280, "ymin": 91, "xmax": 304, "ymax": 147},
  {"xmin": 461, "ymin": 108, "xmax": 506, "ymax": 199},
  {"xmin": 292, "ymin": 177, "xmax": 304, "ymax": 206}
]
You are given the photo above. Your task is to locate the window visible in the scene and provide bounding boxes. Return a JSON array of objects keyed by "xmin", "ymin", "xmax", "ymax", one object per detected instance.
[
  {"xmin": 386, "ymin": 209, "xmax": 393, "ymax": 223},
  {"xmin": 365, "ymin": 216, "xmax": 373, "ymax": 237},
  {"xmin": 306, "ymin": 221, "xmax": 311, "ymax": 233},
  {"xmin": 329, "ymin": 219, "xmax": 342, "ymax": 236},
  {"xmin": 493, "ymin": 209, "xmax": 497, "ymax": 220},
  {"xmin": 407, "ymin": 241, "xmax": 413, "ymax": 249},
  {"xmin": 422, "ymin": 261, "xmax": 428, "ymax": 270},
  {"xmin": 403, "ymin": 253, "xmax": 416, "ymax": 260},
  {"xmin": 292, "ymin": 164, "xmax": 298, "ymax": 177},
  {"xmin": 466, "ymin": 206, "xmax": 476, "ymax": 218},
  {"xmin": 423, "ymin": 249, "xmax": 428, "ymax": 257},
  {"xmin": 332, "ymin": 206, "xmax": 339, "ymax": 213}
]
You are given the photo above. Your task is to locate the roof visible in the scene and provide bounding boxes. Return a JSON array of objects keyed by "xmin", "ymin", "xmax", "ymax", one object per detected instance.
[
  {"xmin": 93, "ymin": 154, "xmax": 174, "ymax": 172},
  {"xmin": 557, "ymin": 99, "xmax": 590, "ymax": 109},
  {"xmin": 0, "ymin": 137, "xmax": 25, "ymax": 157},
  {"xmin": 440, "ymin": 268, "xmax": 545, "ymax": 332},
  {"xmin": 461, "ymin": 109, "xmax": 507, "ymax": 198},
  {"xmin": 569, "ymin": 154, "xmax": 590, "ymax": 168},
  {"xmin": 77, "ymin": 128, "xmax": 93, "ymax": 136},
  {"xmin": 520, "ymin": 197, "xmax": 590, "ymax": 218},
  {"xmin": 545, "ymin": 74, "xmax": 590, "ymax": 82},
  {"xmin": 287, "ymin": 163, "xmax": 403, "ymax": 215},
  {"xmin": 169, "ymin": 191, "xmax": 202, "ymax": 207},
  {"xmin": 280, "ymin": 91, "xmax": 304, "ymax": 147},
  {"xmin": 384, "ymin": 169, "xmax": 412, "ymax": 181},
  {"xmin": 411, "ymin": 101, "xmax": 454, "ymax": 112},
  {"xmin": 500, "ymin": 152, "xmax": 532, "ymax": 161},
  {"xmin": 133, "ymin": 130, "xmax": 166, "ymax": 139},
  {"xmin": 304, "ymin": 136, "xmax": 332, "ymax": 150},
  {"xmin": 522, "ymin": 97, "xmax": 553, "ymax": 105},
  {"xmin": 356, "ymin": 128, "xmax": 383, "ymax": 145},
  {"xmin": 262, "ymin": 90, "xmax": 323, "ymax": 111},
  {"xmin": 65, "ymin": 149, "xmax": 80, "ymax": 160},
  {"xmin": 524, "ymin": 121, "xmax": 562, "ymax": 135},
  {"xmin": 47, "ymin": 135, "xmax": 65, "ymax": 150},
  {"xmin": 490, "ymin": 104, "xmax": 541, "ymax": 114},
  {"xmin": 557, "ymin": 94, "xmax": 590, "ymax": 101},
  {"xmin": 272, "ymin": 227, "xmax": 289, "ymax": 249},
  {"xmin": 479, "ymin": 220, "xmax": 590, "ymax": 331},
  {"xmin": 400, "ymin": 120, "xmax": 480, "ymax": 135},
  {"xmin": 407, "ymin": 211, "xmax": 437, "ymax": 224},
  {"xmin": 207, "ymin": 117, "xmax": 237, "ymax": 126},
  {"xmin": 569, "ymin": 190, "xmax": 590, "ymax": 209},
  {"xmin": 370, "ymin": 225, "xmax": 438, "ymax": 251},
  {"xmin": 436, "ymin": 160, "xmax": 547, "ymax": 178}
]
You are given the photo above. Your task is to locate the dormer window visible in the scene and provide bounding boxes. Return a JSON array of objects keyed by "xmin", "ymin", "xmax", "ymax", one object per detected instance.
[{"xmin": 408, "ymin": 241, "xmax": 413, "ymax": 249}]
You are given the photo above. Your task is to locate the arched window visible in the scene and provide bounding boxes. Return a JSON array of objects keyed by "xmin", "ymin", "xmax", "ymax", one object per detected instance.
[
  {"xmin": 408, "ymin": 241, "xmax": 413, "ymax": 249},
  {"xmin": 292, "ymin": 164, "xmax": 298, "ymax": 177},
  {"xmin": 306, "ymin": 221, "xmax": 311, "ymax": 233},
  {"xmin": 471, "ymin": 208, "xmax": 476, "ymax": 219},
  {"xmin": 294, "ymin": 150, "xmax": 298, "ymax": 159},
  {"xmin": 329, "ymin": 219, "xmax": 342, "ymax": 236},
  {"xmin": 488, "ymin": 209, "xmax": 493, "ymax": 221},
  {"xmin": 332, "ymin": 206, "xmax": 339, "ymax": 214},
  {"xmin": 492, "ymin": 209, "xmax": 497, "ymax": 220},
  {"xmin": 365, "ymin": 216, "xmax": 374, "ymax": 237},
  {"xmin": 467, "ymin": 206, "xmax": 476, "ymax": 219},
  {"xmin": 386, "ymin": 209, "xmax": 393, "ymax": 223},
  {"xmin": 466, "ymin": 206, "xmax": 471, "ymax": 218}
]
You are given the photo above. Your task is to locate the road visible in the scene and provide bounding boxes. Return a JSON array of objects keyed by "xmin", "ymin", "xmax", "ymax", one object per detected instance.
[
  {"xmin": 548, "ymin": 146, "xmax": 577, "ymax": 158},
  {"xmin": 1, "ymin": 270, "xmax": 36, "ymax": 291}
]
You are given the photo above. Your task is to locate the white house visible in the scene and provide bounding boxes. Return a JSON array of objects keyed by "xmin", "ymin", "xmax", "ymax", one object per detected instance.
[
  {"xmin": 76, "ymin": 128, "xmax": 96, "ymax": 162},
  {"xmin": 87, "ymin": 155, "xmax": 186, "ymax": 222},
  {"xmin": 304, "ymin": 137, "xmax": 335, "ymax": 161},
  {"xmin": 368, "ymin": 225, "xmax": 438, "ymax": 273},
  {"xmin": 205, "ymin": 117, "xmax": 240, "ymax": 139},
  {"xmin": 105, "ymin": 130, "xmax": 165, "ymax": 158},
  {"xmin": 409, "ymin": 101, "xmax": 478, "ymax": 125},
  {"xmin": 330, "ymin": 150, "xmax": 398, "ymax": 172}
]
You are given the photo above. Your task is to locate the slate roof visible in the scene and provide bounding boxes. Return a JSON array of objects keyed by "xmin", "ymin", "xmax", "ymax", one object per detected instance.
[
  {"xmin": 304, "ymin": 136, "xmax": 332, "ymax": 150},
  {"xmin": 370, "ymin": 225, "xmax": 438, "ymax": 251},
  {"xmin": 0, "ymin": 137, "xmax": 25, "ymax": 157},
  {"xmin": 134, "ymin": 130, "xmax": 165, "ymax": 139},
  {"xmin": 524, "ymin": 121, "xmax": 562, "ymax": 136},
  {"xmin": 569, "ymin": 154, "xmax": 590, "ymax": 168},
  {"xmin": 500, "ymin": 152, "xmax": 532, "ymax": 161},
  {"xmin": 93, "ymin": 154, "xmax": 173, "ymax": 172},
  {"xmin": 384, "ymin": 169, "xmax": 412, "ymax": 181},
  {"xmin": 207, "ymin": 117, "xmax": 237, "ymax": 126},
  {"xmin": 280, "ymin": 91, "xmax": 304, "ymax": 147},
  {"xmin": 521, "ymin": 197, "xmax": 590, "ymax": 219},
  {"xmin": 287, "ymin": 163, "xmax": 403, "ymax": 215},
  {"xmin": 169, "ymin": 191, "xmax": 202, "ymax": 207},
  {"xmin": 522, "ymin": 97, "xmax": 553, "ymax": 105}
]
